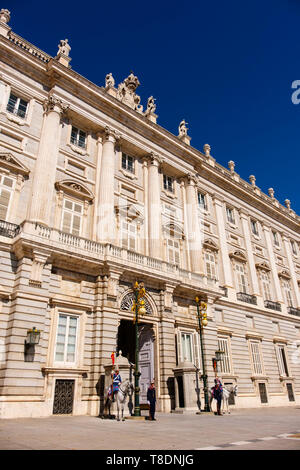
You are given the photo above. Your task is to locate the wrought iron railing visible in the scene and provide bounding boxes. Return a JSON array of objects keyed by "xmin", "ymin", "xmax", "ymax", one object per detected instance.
[
  {"xmin": 0, "ymin": 220, "xmax": 20, "ymax": 238},
  {"xmin": 264, "ymin": 300, "xmax": 282, "ymax": 312},
  {"xmin": 237, "ymin": 292, "xmax": 257, "ymax": 305},
  {"xmin": 288, "ymin": 306, "xmax": 300, "ymax": 317}
]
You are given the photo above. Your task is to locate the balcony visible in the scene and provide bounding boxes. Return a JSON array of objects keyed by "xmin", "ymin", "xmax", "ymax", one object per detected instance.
[
  {"xmin": 0, "ymin": 220, "xmax": 20, "ymax": 238},
  {"xmin": 288, "ymin": 306, "xmax": 300, "ymax": 317},
  {"xmin": 264, "ymin": 300, "xmax": 282, "ymax": 312},
  {"xmin": 236, "ymin": 292, "xmax": 257, "ymax": 305}
]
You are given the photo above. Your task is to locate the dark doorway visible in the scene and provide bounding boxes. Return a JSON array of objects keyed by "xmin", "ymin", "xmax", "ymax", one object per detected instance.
[
  {"xmin": 117, "ymin": 319, "xmax": 135, "ymax": 363},
  {"xmin": 53, "ymin": 379, "xmax": 75, "ymax": 414},
  {"xmin": 258, "ymin": 382, "xmax": 268, "ymax": 404}
]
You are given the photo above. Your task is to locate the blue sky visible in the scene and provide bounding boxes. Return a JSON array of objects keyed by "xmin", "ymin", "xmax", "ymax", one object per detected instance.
[{"xmin": 5, "ymin": 0, "xmax": 300, "ymax": 215}]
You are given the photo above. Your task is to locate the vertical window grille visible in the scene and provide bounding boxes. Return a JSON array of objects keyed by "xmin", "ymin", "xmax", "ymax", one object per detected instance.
[
  {"xmin": 217, "ymin": 338, "xmax": 231, "ymax": 374},
  {"xmin": 198, "ymin": 192, "xmax": 207, "ymax": 210},
  {"xmin": 236, "ymin": 263, "xmax": 247, "ymax": 293},
  {"xmin": 55, "ymin": 314, "xmax": 78, "ymax": 363},
  {"xmin": 205, "ymin": 252, "xmax": 216, "ymax": 279},
  {"xmin": 121, "ymin": 220, "xmax": 136, "ymax": 251},
  {"xmin": 276, "ymin": 345, "xmax": 289, "ymax": 377},
  {"xmin": 251, "ymin": 219, "xmax": 259, "ymax": 235},
  {"xmin": 163, "ymin": 175, "xmax": 174, "ymax": 193},
  {"xmin": 250, "ymin": 341, "xmax": 263, "ymax": 375},
  {"xmin": 226, "ymin": 207, "xmax": 235, "ymax": 224},
  {"xmin": 261, "ymin": 272, "xmax": 272, "ymax": 301},
  {"xmin": 282, "ymin": 280, "xmax": 293, "ymax": 307},
  {"xmin": 167, "ymin": 238, "xmax": 180, "ymax": 265},
  {"xmin": 61, "ymin": 199, "xmax": 83, "ymax": 236}
]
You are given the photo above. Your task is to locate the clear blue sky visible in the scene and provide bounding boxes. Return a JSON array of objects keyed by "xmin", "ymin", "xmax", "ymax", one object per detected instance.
[{"xmin": 5, "ymin": 0, "xmax": 300, "ymax": 215}]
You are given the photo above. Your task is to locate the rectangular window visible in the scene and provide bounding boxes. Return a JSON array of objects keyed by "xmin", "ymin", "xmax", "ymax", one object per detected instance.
[
  {"xmin": 291, "ymin": 241, "xmax": 297, "ymax": 256},
  {"xmin": 246, "ymin": 315, "xmax": 254, "ymax": 329},
  {"xmin": 236, "ymin": 263, "xmax": 247, "ymax": 293},
  {"xmin": 121, "ymin": 220, "xmax": 136, "ymax": 251},
  {"xmin": 261, "ymin": 272, "xmax": 272, "ymax": 301},
  {"xmin": 0, "ymin": 175, "xmax": 14, "ymax": 220},
  {"xmin": 121, "ymin": 153, "xmax": 134, "ymax": 173},
  {"xmin": 163, "ymin": 175, "xmax": 174, "ymax": 193},
  {"xmin": 205, "ymin": 252, "xmax": 216, "ymax": 279},
  {"xmin": 272, "ymin": 231, "xmax": 279, "ymax": 246},
  {"xmin": 61, "ymin": 199, "xmax": 83, "ymax": 236},
  {"xmin": 55, "ymin": 314, "xmax": 78, "ymax": 363},
  {"xmin": 275, "ymin": 345, "xmax": 289, "ymax": 377},
  {"xmin": 251, "ymin": 219, "xmax": 259, "ymax": 236},
  {"xmin": 198, "ymin": 192, "xmax": 207, "ymax": 210},
  {"xmin": 6, "ymin": 92, "xmax": 28, "ymax": 118},
  {"xmin": 217, "ymin": 338, "xmax": 231, "ymax": 374},
  {"xmin": 70, "ymin": 126, "xmax": 87, "ymax": 149},
  {"xmin": 181, "ymin": 333, "xmax": 193, "ymax": 363},
  {"xmin": 250, "ymin": 340, "xmax": 263, "ymax": 375},
  {"xmin": 282, "ymin": 280, "xmax": 293, "ymax": 307},
  {"xmin": 167, "ymin": 238, "xmax": 180, "ymax": 265},
  {"xmin": 226, "ymin": 207, "xmax": 235, "ymax": 224}
]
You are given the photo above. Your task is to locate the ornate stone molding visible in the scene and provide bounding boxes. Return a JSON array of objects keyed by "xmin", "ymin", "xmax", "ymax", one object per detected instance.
[
  {"xmin": 229, "ymin": 250, "xmax": 247, "ymax": 263},
  {"xmin": 116, "ymin": 72, "xmax": 143, "ymax": 112},
  {"xmin": 55, "ymin": 179, "xmax": 94, "ymax": 202},
  {"xmin": 0, "ymin": 152, "xmax": 30, "ymax": 177},
  {"xmin": 103, "ymin": 126, "xmax": 120, "ymax": 143},
  {"xmin": 255, "ymin": 262, "xmax": 271, "ymax": 272},
  {"xmin": 203, "ymin": 238, "xmax": 219, "ymax": 252},
  {"xmin": 278, "ymin": 269, "xmax": 291, "ymax": 280}
]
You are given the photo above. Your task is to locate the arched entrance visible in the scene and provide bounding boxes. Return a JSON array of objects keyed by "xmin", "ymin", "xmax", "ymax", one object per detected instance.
[{"xmin": 117, "ymin": 319, "xmax": 155, "ymax": 404}]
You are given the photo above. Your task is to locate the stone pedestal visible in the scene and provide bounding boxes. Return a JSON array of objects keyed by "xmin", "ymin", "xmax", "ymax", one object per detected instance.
[{"xmin": 173, "ymin": 361, "xmax": 200, "ymax": 414}]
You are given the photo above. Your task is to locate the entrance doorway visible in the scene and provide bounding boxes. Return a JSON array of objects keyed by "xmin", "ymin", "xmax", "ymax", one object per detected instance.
[
  {"xmin": 53, "ymin": 379, "xmax": 75, "ymax": 414},
  {"xmin": 117, "ymin": 320, "xmax": 154, "ymax": 404}
]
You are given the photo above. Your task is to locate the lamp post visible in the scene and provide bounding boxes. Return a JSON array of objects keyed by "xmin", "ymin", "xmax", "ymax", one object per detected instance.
[
  {"xmin": 132, "ymin": 281, "xmax": 147, "ymax": 417},
  {"xmin": 212, "ymin": 350, "xmax": 224, "ymax": 377},
  {"xmin": 195, "ymin": 296, "xmax": 210, "ymax": 412}
]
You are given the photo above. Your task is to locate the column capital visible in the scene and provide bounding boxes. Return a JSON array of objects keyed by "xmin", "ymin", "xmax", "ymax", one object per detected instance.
[
  {"xmin": 185, "ymin": 172, "xmax": 198, "ymax": 186},
  {"xmin": 211, "ymin": 193, "xmax": 225, "ymax": 205},
  {"xmin": 148, "ymin": 151, "xmax": 163, "ymax": 166},
  {"xmin": 43, "ymin": 94, "xmax": 69, "ymax": 116},
  {"xmin": 103, "ymin": 126, "xmax": 120, "ymax": 143},
  {"xmin": 238, "ymin": 208, "xmax": 249, "ymax": 219}
]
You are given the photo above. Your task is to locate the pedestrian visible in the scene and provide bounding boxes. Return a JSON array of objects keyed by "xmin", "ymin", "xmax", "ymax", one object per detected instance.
[
  {"xmin": 111, "ymin": 368, "xmax": 122, "ymax": 402},
  {"xmin": 147, "ymin": 379, "xmax": 156, "ymax": 421},
  {"xmin": 213, "ymin": 377, "xmax": 223, "ymax": 416}
]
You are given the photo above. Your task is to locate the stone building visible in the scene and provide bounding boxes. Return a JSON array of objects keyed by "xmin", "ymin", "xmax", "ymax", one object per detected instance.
[{"xmin": 0, "ymin": 9, "xmax": 299, "ymax": 418}]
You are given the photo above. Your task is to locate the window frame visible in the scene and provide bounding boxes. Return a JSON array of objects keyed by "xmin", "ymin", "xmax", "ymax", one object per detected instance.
[
  {"xmin": 6, "ymin": 92, "xmax": 29, "ymax": 119},
  {"xmin": 226, "ymin": 206, "xmax": 235, "ymax": 225},
  {"xmin": 54, "ymin": 313, "xmax": 79, "ymax": 365},
  {"xmin": 121, "ymin": 153, "xmax": 135, "ymax": 174},
  {"xmin": 61, "ymin": 197, "xmax": 83, "ymax": 236},
  {"xmin": 249, "ymin": 339, "xmax": 264, "ymax": 376},
  {"xmin": 163, "ymin": 174, "xmax": 174, "ymax": 193},
  {"xmin": 0, "ymin": 173, "xmax": 15, "ymax": 221},
  {"xmin": 70, "ymin": 126, "xmax": 87, "ymax": 149}
]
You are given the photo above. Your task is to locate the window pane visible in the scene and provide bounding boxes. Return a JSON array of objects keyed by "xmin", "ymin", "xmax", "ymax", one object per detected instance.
[
  {"xmin": 17, "ymin": 99, "xmax": 28, "ymax": 118},
  {"xmin": 7, "ymin": 93, "xmax": 17, "ymax": 113}
]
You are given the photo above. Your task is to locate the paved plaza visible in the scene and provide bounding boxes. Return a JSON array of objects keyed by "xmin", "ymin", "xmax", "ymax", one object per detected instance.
[{"xmin": 1, "ymin": 406, "xmax": 300, "ymax": 451}]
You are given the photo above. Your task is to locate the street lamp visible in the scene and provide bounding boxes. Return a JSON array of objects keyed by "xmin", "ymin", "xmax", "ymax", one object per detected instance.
[
  {"xmin": 212, "ymin": 350, "xmax": 224, "ymax": 377},
  {"xmin": 132, "ymin": 281, "xmax": 146, "ymax": 417},
  {"xmin": 195, "ymin": 296, "xmax": 210, "ymax": 412}
]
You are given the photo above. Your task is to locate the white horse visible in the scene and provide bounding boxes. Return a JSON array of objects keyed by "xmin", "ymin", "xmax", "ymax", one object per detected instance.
[
  {"xmin": 105, "ymin": 380, "xmax": 133, "ymax": 421},
  {"xmin": 209, "ymin": 384, "xmax": 238, "ymax": 414}
]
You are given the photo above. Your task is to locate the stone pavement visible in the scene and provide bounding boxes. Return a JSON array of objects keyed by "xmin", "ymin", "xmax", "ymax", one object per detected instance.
[{"xmin": 0, "ymin": 406, "xmax": 300, "ymax": 450}]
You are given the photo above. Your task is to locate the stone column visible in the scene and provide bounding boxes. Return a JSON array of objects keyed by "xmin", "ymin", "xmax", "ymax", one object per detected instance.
[
  {"xmin": 184, "ymin": 174, "xmax": 203, "ymax": 273},
  {"xmin": 148, "ymin": 153, "xmax": 162, "ymax": 259},
  {"xmin": 239, "ymin": 210, "xmax": 261, "ymax": 300},
  {"xmin": 262, "ymin": 224, "xmax": 284, "ymax": 304},
  {"xmin": 143, "ymin": 158, "xmax": 149, "ymax": 256},
  {"xmin": 212, "ymin": 196, "xmax": 233, "ymax": 289},
  {"xmin": 28, "ymin": 95, "xmax": 68, "ymax": 226},
  {"xmin": 93, "ymin": 134, "xmax": 103, "ymax": 240},
  {"xmin": 283, "ymin": 235, "xmax": 300, "ymax": 308},
  {"xmin": 96, "ymin": 127, "xmax": 118, "ymax": 243}
]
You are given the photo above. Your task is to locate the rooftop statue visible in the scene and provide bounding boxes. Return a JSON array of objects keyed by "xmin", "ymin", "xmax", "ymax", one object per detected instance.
[
  {"xmin": 117, "ymin": 72, "xmax": 143, "ymax": 112},
  {"xmin": 146, "ymin": 96, "xmax": 156, "ymax": 114},
  {"xmin": 178, "ymin": 119, "xmax": 188, "ymax": 137},
  {"xmin": 57, "ymin": 38, "xmax": 71, "ymax": 57},
  {"xmin": 105, "ymin": 73, "xmax": 115, "ymax": 88}
]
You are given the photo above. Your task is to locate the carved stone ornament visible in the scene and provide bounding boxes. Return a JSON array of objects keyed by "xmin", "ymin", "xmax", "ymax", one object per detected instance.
[
  {"xmin": 249, "ymin": 175, "xmax": 256, "ymax": 187},
  {"xmin": 0, "ymin": 152, "xmax": 30, "ymax": 176},
  {"xmin": 116, "ymin": 73, "xmax": 143, "ymax": 112},
  {"xmin": 284, "ymin": 199, "xmax": 291, "ymax": 210},
  {"xmin": 228, "ymin": 160, "xmax": 235, "ymax": 173},
  {"xmin": 268, "ymin": 188, "xmax": 275, "ymax": 199},
  {"xmin": 229, "ymin": 250, "xmax": 247, "ymax": 263},
  {"xmin": 103, "ymin": 126, "xmax": 120, "ymax": 142},
  {"xmin": 278, "ymin": 269, "xmax": 291, "ymax": 280},
  {"xmin": 0, "ymin": 9, "xmax": 10, "ymax": 23},
  {"xmin": 203, "ymin": 238, "xmax": 219, "ymax": 251},
  {"xmin": 255, "ymin": 262, "xmax": 271, "ymax": 272},
  {"xmin": 43, "ymin": 95, "xmax": 69, "ymax": 115},
  {"xmin": 105, "ymin": 73, "xmax": 115, "ymax": 88},
  {"xmin": 203, "ymin": 144, "xmax": 211, "ymax": 157},
  {"xmin": 55, "ymin": 179, "xmax": 94, "ymax": 202},
  {"xmin": 178, "ymin": 120, "xmax": 188, "ymax": 137},
  {"xmin": 145, "ymin": 96, "xmax": 156, "ymax": 114},
  {"xmin": 120, "ymin": 291, "xmax": 153, "ymax": 316},
  {"xmin": 57, "ymin": 39, "xmax": 71, "ymax": 57}
]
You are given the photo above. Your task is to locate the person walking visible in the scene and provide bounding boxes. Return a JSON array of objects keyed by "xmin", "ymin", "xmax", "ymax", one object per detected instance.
[{"xmin": 147, "ymin": 380, "xmax": 156, "ymax": 421}]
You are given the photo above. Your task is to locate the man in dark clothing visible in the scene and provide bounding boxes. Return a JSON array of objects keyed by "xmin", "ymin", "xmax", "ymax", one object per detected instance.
[
  {"xmin": 147, "ymin": 380, "xmax": 156, "ymax": 421},
  {"xmin": 212, "ymin": 377, "xmax": 223, "ymax": 415}
]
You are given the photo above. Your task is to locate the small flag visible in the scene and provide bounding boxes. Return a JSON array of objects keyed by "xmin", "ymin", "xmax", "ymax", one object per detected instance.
[{"xmin": 111, "ymin": 352, "xmax": 115, "ymax": 365}]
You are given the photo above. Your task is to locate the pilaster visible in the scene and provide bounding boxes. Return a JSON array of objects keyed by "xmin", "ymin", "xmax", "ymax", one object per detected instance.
[
  {"xmin": 262, "ymin": 224, "xmax": 284, "ymax": 305},
  {"xmin": 184, "ymin": 174, "xmax": 204, "ymax": 274},
  {"xmin": 148, "ymin": 152, "xmax": 162, "ymax": 259},
  {"xmin": 282, "ymin": 235, "xmax": 300, "ymax": 308}
]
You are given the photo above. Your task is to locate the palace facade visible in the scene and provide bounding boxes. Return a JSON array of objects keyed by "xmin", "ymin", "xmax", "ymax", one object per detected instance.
[{"xmin": 0, "ymin": 8, "xmax": 300, "ymax": 418}]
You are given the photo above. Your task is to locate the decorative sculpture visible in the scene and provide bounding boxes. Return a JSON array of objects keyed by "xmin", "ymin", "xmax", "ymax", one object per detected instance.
[
  {"xmin": 146, "ymin": 96, "xmax": 156, "ymax": 114},
  {"xmin": 203, "ymin": 144, "xmax": 211, "ymax": 157},
  {"xmin": 268, "ymin": 188, "xmax": 275, "ymax": 199},
  {"xmin": 178, "ymin": 120, "xmax": 188, "ymax": 137},
  {"xmin": 228, "ymin": 161, "xmax": 235, "ymax": 173},
  {"xmin": 57, "ymin": 39, "xmax": 71, "ymax": 57},
  {"xmin": 105, "ymin": 73, "xmax": 115, "ymax": 89}
]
